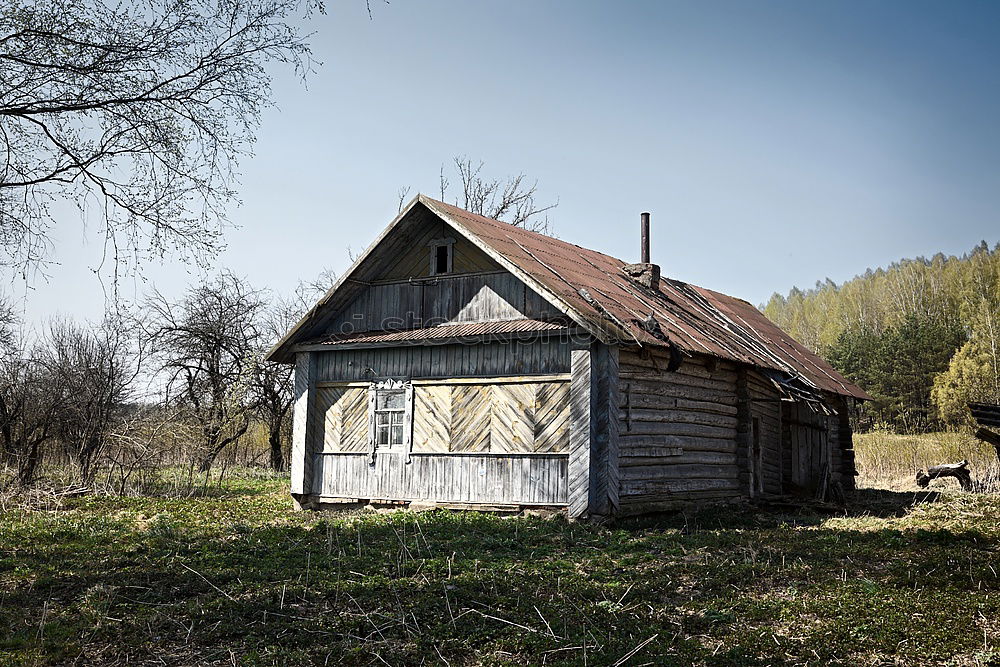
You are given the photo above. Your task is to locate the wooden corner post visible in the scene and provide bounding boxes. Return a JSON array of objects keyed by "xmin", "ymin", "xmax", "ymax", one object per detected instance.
[
  {"xmin": 290, "ymin": 352, "xmax": 314, "ymax": 504},
  {"xmin": 589, "ymin": 343, "xmax": 620, "ymax": 517},
  {"xmin": 568, "ymin": 343, "xmax": 592, "ymax": 519}
]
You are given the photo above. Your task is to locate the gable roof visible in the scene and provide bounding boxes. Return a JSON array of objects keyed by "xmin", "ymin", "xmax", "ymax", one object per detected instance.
[{"xmin": 270, "ymin": 195, "xmax": 869, "ymax": 401}]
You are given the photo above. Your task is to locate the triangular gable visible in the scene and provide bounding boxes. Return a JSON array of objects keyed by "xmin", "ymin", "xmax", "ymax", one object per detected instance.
[{"xmin": 266, "ymin": 195, "xmax": 599, "ymax": 362}]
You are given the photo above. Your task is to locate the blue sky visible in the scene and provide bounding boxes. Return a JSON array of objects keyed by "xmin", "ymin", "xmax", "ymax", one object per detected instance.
[{"xmin": 10, "ymin": 0, "xmax": 1000, "ymax": 325}]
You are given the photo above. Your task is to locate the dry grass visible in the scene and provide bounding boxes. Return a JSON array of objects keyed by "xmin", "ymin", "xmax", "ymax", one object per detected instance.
[{"xmin": 854, "ymin": 429, "xmax": 1000, "ymax": 491}]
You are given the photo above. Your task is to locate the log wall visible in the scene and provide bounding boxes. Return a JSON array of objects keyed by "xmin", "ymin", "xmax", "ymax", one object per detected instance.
[{"xmin": 616, "ymin": 348, "xmax": 741, "ymax": 512}]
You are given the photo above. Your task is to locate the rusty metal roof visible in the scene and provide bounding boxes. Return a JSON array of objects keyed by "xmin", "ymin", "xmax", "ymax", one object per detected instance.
[
  {"xmin": 422, "ymin": 197, "xmax": 870, "ymax": 400},
  {"xmin": 305, "ymin": 319, "xmax": 570, "ymax": 346}
]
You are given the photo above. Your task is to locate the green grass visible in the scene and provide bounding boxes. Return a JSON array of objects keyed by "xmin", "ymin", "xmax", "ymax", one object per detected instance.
[{"xmin": 2, "ymin": 474, "xmax": 1000, "ymax": 666}]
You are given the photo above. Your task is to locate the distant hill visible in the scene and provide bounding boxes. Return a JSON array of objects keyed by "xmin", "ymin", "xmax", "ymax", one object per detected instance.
[{"xmin": 762, "ymin": 241, "xmax": 1000, "ymax": 430}]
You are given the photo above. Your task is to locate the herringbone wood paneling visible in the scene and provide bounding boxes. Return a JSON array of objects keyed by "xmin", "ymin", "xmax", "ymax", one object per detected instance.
[
  {"xmin": 533, "ymin": 383, "xmax": 569, "ymax": 453},
  {"xmin": 313, "ymin": 386, "xmax": 368, "ymax": 452},
  {"xmin": 388, "ymin": 380, "xmax": 572, "ymax": 455},
  {"xmin": 340, "ymin": 388, "xmax": 369, "ymax": 452},
  {"xmin": 315, "ymin": 386, "xmax": 345, "ymax": 451},
  {"xmin": 413, "ymin": 385, "xmax": 452, "ymax": 452},
  {"xmin": 450, "ymin": 385, "xmax": 491, "ymax": 452},
  {"xmin": 490, "ymin": 384, "xmax": 536, "ymax": 453}
]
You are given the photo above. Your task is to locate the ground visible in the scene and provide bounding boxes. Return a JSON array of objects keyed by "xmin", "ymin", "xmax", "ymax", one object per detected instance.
[{"xmin": 2, "ymin": 468, "xmax": 999, "ymax": 666}]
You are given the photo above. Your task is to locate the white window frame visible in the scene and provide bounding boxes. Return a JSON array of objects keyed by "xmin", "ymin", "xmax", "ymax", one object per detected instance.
[
  {"xmin": 367, "ymin": 379, "xmax": 413, "ymax": 464},
  {"xmin": 428, "ymin": 237, "xmax": 455, "ymax": 276}
]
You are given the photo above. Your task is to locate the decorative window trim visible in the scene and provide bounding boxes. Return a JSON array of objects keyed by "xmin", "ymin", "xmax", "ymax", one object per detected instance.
[
  {"xmin": 428, "ymin": 237, "xmax": 455, "ymax": 276},
  {"xmin": 367, "ymin": 379, "xmax": 413, "ymax": 464}
]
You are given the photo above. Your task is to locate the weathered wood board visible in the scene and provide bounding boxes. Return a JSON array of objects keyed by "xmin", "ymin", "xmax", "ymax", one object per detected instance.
[
  {"xmin": 313, "ymin": 339, "xmax": 570, "ymax": 382},
  {"xmin": 314, "ymin": 453, "xmax": 569, "ymax": 505},
  {"xmin": 329, "ymin": 272, "xmax": 559, "ymax": 333}
]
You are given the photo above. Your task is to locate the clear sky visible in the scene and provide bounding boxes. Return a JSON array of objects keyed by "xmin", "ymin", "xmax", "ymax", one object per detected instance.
[{"xmin": 9, "ymin": 0, "xmax": 1000, "ymax": 325}]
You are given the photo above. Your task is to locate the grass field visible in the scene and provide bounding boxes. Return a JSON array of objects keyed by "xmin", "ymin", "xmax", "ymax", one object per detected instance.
[
  {"xmin": 3, "ymin": 470, "xmax": 1000, "ymax": 666},
  {"xmin": 855, "ymin": 430, "xmax": 1000, "ymax": 491}
]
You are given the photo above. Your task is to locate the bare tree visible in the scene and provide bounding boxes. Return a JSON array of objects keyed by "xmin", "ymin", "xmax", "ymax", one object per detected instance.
[
  {"xmin": 0, "ymin": 0, "xmax": 322, "ymax": 276},
  {"xmin": 295, "ymin": 267, "xmax": 339, "ymax": 305},
  {"xmin": 37, "ymin": 316, "xmax": 139, "ymax": 485},
  {"xmin": 0, "ymin": 298, "xmax": 14, "ymax": 350},
  {"xmin": 0, "ymin": 310, "xmax": 60, "ymax": 487},
  {"xmin": 439, "ymin": 156, "xmax": 557, "ymax": 232},
  {"xmin": 145, "ymin": 271, "xmax": 264, "ymax": 471},
  {"xmin": 252, "ymin": 298, "xmax": 299, "ymax": 470}
]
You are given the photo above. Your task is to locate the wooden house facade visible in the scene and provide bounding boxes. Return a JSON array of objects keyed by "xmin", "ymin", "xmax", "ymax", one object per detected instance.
[{"xmin": 268, "ymin": 196, "xmax": 870, "ymax": 518}]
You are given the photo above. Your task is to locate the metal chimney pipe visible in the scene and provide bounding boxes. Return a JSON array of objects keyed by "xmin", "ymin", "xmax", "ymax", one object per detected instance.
[{"xmin": 640, "ymin": 212, "xmax": 650, "ymax": 264}]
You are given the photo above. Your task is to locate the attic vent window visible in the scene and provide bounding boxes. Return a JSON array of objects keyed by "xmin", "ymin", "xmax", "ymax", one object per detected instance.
[{"xmin": 428, "ymin": 237, "xmax": 455, "ymax": 275}]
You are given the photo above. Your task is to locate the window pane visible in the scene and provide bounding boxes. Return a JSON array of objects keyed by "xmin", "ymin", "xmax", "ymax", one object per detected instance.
[
  {"xmin": 391, "ymin": 425, "xmax": 403, "ymax": 445},
  {"xmin": 390, "ymin": 411, "xmax": 403, "ymax": 427},
  {"xmin": 377, "ymin": 426, "xmax": 388, "ymax": 446},
  {"xmin": 376, "ymin": 412, "xmax": 389, "ymax": 428},
  {"xmin": 377, "ymin": 390, "xmax": 404, "ymax": 410}
]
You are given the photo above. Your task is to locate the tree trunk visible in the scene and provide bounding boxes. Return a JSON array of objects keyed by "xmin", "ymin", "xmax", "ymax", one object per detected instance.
[
  {"xmin": 268, "ymin": 424, "xmax": 285, "ymax": 471},
  {"xmin": 16, "ymin": 440, "xmax": 42, "ymax": 487}
]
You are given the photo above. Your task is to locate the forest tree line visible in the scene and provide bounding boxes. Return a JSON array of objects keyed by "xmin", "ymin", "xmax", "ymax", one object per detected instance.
[{"xmin": 763, "ymin": 241, "xmax": 1000, "ymax": 432}]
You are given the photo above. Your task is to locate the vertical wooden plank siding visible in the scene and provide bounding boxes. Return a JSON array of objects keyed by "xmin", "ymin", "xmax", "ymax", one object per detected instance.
[
  {"xmin": 605, "ymin": 346, "xmax": 621, "ymax": 513},
  {"xmin": 588, "ymin": 343, "xmax": 619, "ymax": 516},
  {"xmin": 313, "ymin": 340, "xmax": 570, "ymax": 382},
  {"xmin": 290, "ymin": 352, "xmax": 312, "ymax": 495},
  {"xmin": 782, "ymin": 401, "xmax": 831, "ymax": 494},
  {"xmin": 310, "ymin": 376, "xmax": 571, "ymax": 506},
  {"xmin": 317, "ymin": 453, "xmax": 568, "ymax": 505},
  {"xmin": 329, "ymin": 272, "xmax": 560, "ymax": 334},
  {"xmin": 568, "ymin": 345, "xmax": 592, "ymax": 518},
  {"xmin": 835, "ymin": 398, "xmax": 857, "ymax": 491}
]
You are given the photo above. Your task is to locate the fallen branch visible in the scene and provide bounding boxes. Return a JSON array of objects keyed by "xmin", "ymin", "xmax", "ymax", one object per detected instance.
[
  {"xmin": 179, "ymin": 562, "xmax": 235, "ymax": 601},
  {"xmin": 916, "ymin": 460, "xmax": 973, "ymax": 491},
  {"xmin": 614, "ymin": 633, "xmax": 659, "ymax": 666}
]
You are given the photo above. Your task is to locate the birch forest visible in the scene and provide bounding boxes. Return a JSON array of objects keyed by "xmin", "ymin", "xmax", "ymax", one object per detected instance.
[{"xmin": 763, "ymin": 241, "xmax": 1000, "ymax": 431}]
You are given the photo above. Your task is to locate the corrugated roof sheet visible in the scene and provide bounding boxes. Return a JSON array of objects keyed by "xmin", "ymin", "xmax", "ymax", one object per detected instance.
[
  {"xmin": 423, "ymin": 197, "xmax": 870, "ymax": 400},
  {"xmin": 306, "ymin": 319, "xmax": 570, "ymax": 346}
]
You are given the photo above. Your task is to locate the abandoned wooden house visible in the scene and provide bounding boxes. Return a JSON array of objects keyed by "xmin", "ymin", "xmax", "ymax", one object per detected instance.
[{"xmin": 268, "ymin": 195, "xmax": 870, "ymax": 518}]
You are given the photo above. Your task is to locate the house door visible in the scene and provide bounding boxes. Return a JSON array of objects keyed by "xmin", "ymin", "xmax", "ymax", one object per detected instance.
[{"xmin": 783, "ymin": 404, "xmax": 830, "ymax": 495}]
